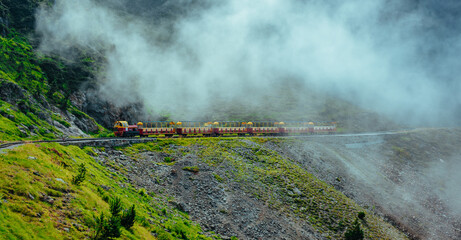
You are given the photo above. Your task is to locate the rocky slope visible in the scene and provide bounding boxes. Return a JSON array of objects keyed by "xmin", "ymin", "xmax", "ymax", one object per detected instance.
[
  {"xmin": 90, "ymin": 129, "xmax": 461, "ymax": 240},
  {"xmin": 96, "ymin": 137, "xmax": 409, "ymax": 239}
]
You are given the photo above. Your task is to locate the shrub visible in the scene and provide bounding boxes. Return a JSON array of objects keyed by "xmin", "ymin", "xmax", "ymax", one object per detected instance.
[
  {"xmin": 71, "ymin": 163, "xmax": 86, "ymax": 186},
  {"xmin": 214, "ymin": 173, "xmax": 224, "ymax": 182},
  {"xmin": 357, "ymin": 211, "xmax": 365, "ymax": 220},
  {"xmin": 345, "ymin": 219, "xmax": 364, "ymax": 240},
  {"xmin": 164, "ymin": 157, "xmax": 173, "ymax": 163},
  {"xmin": 138, "ymin": 188, "xmax": 147, "ymax": 197},
  {"xmin": 102, "ymin": 194, "xmax": 109, "ymax": 203},
  {"xmin": 120, "ymin": 204, "xmax": 136, "ymax": 230},
  {"xmin": 157, "ymin": 230, "xmax": 174, "ymax": 240}
]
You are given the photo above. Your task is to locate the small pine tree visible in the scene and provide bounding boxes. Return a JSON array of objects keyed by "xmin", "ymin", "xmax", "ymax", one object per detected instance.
[
  {"xmin": 121, "ymin": 204, "xmax": 136, "ymax": 229},
  {"xmin": 72, "ymin": 163, "xmax": 86, "ymax": 185},
  {"xmin": 345, "ymin": 219, "xmax": 364, "ymax": 240},
  {"xmin": 105, "ymin": 215, "xmax": 121, "ymax": 239},
  {"xmin": 93, "ymin": 198, "xmax": 124, "ymax": 239},
  {"xmin": 109, "ymin": 197, "xmax": 122, "ymax": 217},
  {"xmin": 93, "ymin": 212, "xmax": 107, "ymax": 239}
]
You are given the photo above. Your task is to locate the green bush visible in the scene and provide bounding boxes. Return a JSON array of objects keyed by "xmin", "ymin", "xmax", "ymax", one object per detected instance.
[
  {"xmin": 138, "ymin": 188, "xmax": 147, "ymax": 197},
  {"xmin": 345, "ymin": 219, "xmax": 364, "ymax": 240},
  {"xmin": 157, "ymin": 230, "xmax": 174, "ymax": 240},
  {"xmin": 71, "ymin": 163, "xmax": 87, "ymax": 186},
  {"xmin": 120, "ymin": 204, "xmax": 136, "ymax": 230},
  {"xmin": 357, "ymin": 211, "xmax": 365, "ymax": 220},
  {"xmin": 214, "ymin": 173, "xmax": 224, "ymax": 182},
  {"xmin": 164, "ymin": 157, "xmax": 173, "ymax": 163}
]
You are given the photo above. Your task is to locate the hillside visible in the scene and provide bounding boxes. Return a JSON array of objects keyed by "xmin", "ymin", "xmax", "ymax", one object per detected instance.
[
  {"xmin": 1, "ymin": 137, "xmax": 409, "ymax": 239},
  {"xmin": 2, "ymin": 129, "xmax": 461, "ymax": 239}
]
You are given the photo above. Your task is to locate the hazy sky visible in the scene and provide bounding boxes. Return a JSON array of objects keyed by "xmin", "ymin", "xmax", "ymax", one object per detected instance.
[{"xmin": 36, "ymin": 0, "xmax": 461, "ymax": 125}]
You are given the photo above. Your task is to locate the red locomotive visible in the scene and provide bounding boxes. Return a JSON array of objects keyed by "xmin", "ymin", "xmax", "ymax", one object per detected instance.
[{"xmin": 113, "ymin": 120, "xmax": 336, "ymax": 137}]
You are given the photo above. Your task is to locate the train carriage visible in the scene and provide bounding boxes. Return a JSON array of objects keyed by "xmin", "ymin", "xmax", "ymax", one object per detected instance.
[
  {"xmin": 213, "ymin": 121, "xmax": 248, "ymax": 136},
  {"xmin": 137, "ymin": 121, "xmax": 176, "ymax": 137},
  {"xmin": 313, "ymin": 122, "xmax": 337, "ymax": 134},
  {"xmin": 176, "ymin": 121, "xmax": 213, "ymax": 137},
  {"xmin": 279, "ymin": 121, "xmax": 314, "ymax": 135},
  {"xmin": 247, "ymin": 121, "xmax": 281, "ymax": 135}
]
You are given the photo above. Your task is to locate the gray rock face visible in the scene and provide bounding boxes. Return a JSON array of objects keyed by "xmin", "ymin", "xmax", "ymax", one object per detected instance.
[
  {"xmin": 70, "ymin": 89, "xmax": 146, "ymax": 129},
  {"xmin": 0, "ymin": 80, "xmax": 28, "ymax": 104}
]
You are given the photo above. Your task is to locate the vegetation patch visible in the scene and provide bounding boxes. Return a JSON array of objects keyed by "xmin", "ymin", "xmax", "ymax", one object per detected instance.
[
  {"xmin": 0, "ymin": 100, "xmax": 60, "ymax": 140},
  {"xmin": 182, "ymin": 166, "xmax": 199, "ymax": 173},
  {"xmin": 0, "ymin": 143, "xmax": 218, "ymax": 239}
]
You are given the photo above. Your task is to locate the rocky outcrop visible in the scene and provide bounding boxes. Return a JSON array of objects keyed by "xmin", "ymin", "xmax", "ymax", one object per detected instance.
[
  {"xmin": 70, "ymin": 89, "xmax": 146, "ymax": 128},
  {"xmin": 0, "ymin": 80, "xmax": 28, "ymax": 103},
  {"xmin": 0, "ymin": 79, "xmax": 98, "ymax": 137}
]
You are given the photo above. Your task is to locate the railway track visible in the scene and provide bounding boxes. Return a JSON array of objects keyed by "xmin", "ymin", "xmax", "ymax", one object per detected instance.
[
  {"xmin": 0, "ymin": 137, "xmax": 157, "ymax": 150},
  {"xmin": 0, "ymin": 129, "xmax": 416, "ymax": 151}
]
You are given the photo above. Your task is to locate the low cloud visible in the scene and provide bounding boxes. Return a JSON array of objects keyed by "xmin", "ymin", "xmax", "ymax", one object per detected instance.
[{"xmin": 36, "ymin": 0, "xmax": 461, "ymax": 125}]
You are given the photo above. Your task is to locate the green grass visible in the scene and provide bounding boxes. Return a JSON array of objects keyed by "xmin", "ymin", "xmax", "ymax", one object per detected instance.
[
  {"xmin": 0, "ymin": 143, "xmax": 219, "ymax": 239},
  {"xmin": 0, "ymin": 34, "xmax": 48, "ymax": 95}
]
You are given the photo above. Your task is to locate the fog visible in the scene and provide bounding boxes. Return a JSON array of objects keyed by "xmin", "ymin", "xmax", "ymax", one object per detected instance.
[
  {"xmin": 36, "ymin": 0, "xmax": 461, "ymax": 125},
  {"xmin": 289, "ymin": 132, "xmax": 461, "ymax": 239}
]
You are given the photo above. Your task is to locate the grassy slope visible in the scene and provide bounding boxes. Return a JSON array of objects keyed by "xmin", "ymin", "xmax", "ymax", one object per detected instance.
[
  {"xmin": 0, "ymin": 33, "xmax": 106, "ymax": 141},
  {"xmin": 119, "ymin": 138, "xmax": 407, "ymax": 239},
  {"xmin": 0, "ymin": 143, "xmax": 219, "ymax": 240},
  {"xmin": 0, "ymin": 99, "xmax": 62, "ymax": 141}
]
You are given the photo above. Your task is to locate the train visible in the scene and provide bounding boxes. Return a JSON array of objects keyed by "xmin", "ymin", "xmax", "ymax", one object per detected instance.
[{"xmin": 113, "ymin": 121, "xmax": 337, "ymax": 137}]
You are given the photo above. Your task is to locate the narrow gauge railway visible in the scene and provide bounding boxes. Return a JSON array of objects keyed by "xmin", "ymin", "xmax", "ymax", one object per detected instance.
[
  {"xmin": 0, "ymin": 137, "xmax": 122, "ymax": 149},
  {"xmin": 0, "ymin": 137, "xmax": 156, "ymax": 150},
  {"xmin": 113, "ymin": 120, "xmax": 337, "ymax": 138}
]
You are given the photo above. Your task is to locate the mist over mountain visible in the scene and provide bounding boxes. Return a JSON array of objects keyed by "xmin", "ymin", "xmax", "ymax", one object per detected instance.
[{"xmin": 36, "ymin": 0, "xmax": 461, "ymax": 125}]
